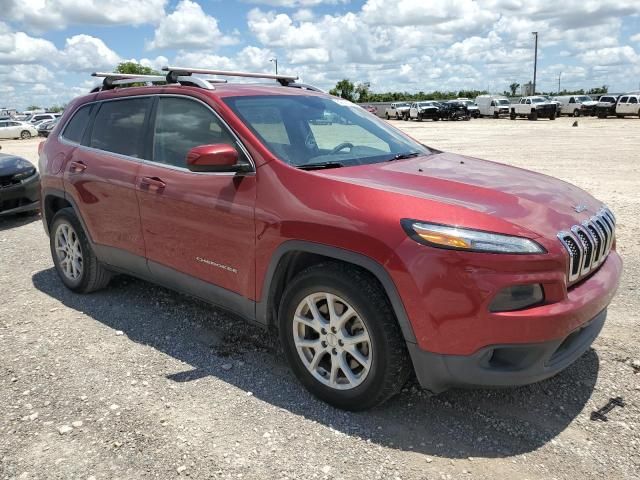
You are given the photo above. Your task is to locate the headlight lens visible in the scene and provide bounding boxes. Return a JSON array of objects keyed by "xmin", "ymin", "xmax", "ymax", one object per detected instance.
[
  {"xmin": 402, "ymin": 220, "xmax": 546, "ymax": 254},
  {"xmin": 12, "ymin": 168, "xmax": 36, "ymax": 182}
]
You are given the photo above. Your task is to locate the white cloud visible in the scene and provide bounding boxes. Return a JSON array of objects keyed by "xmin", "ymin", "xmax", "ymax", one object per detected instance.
[
  {"xmin": 60, "ymin": 34, "xmax": 121, "ymax": 72},
  {"xmin": 0, "ymin": 64, "xmax": 54, "ymax": 84},
  {"xmin": 631, "ymin": 33, "xmax": 640, "ymax": 43},
  {"xmin": 139, "ymin": 56, "xmax": 170, "ymax": 72},
  {"xmin": 0, "ymin": 30, "xmax": 58, "ymax": 64},
  {"xmin": 6, "ymin": 0, "xmax": 167, "ymax": 32},
  {"xmin": 148, "ymin": 0, "xmax": 237, "ymax": 50},
  {"xmin": 579, "ymin": 46, "xmax": 639, "ymax": 67},
  {"xmin": 244, "ymin": 0, "xmax": 346, "ymax": 6}
]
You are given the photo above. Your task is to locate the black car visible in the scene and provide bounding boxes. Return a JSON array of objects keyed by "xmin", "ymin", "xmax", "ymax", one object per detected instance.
[
  {"xmin": 38, "ymin": 119, "xmax": 58, "ymax": 137},
  {"xmin": 439, "ymin": 101, "xmax": 471, "ymax": 121},
  {"xmin": 596, "ymin": 95, "xmax": 619, "ymax": 119},
  {"xmin": 0, "ymin": 150, "xmax": 40, "ymax": 216}
]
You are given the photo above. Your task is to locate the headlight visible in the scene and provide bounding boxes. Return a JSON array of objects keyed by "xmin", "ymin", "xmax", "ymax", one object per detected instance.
[
  {"xmin": 12, "ymin": 168, "xmax": 36, "ymax": 182},
  {"xmin": 401, "ymin": 220, "xmax": 546, "ymax": 254}
]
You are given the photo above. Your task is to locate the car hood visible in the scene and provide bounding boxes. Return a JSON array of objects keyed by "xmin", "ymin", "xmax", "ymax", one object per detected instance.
[
  {"xmin": 581, "ymin": 101, "xmax": 598, "ymax": 107},
  {"xmin": 321, "ymin": 152, "xmax": 601, "ymax": 239},
  {"xmin": 0, "ymin": 154, "xmax": 35, "ymax": 177}
]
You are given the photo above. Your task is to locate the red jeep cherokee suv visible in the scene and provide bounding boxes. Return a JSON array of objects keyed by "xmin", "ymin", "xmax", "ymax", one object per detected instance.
[{"xmin": 39, "ymin": 69, "xmax": 622, "ymax": 410}]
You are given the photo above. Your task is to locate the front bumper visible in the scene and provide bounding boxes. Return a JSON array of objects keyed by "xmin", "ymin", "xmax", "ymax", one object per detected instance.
[
  {"xmin": 409, "ymin": 308, "xmax": 606, "ymax": 393},
  {"xmin": 0, "ymin": 173, "xmax": 41, "ymax": 216}
]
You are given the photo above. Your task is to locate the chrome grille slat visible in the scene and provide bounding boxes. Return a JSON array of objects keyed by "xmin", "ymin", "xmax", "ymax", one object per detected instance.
[{"xmin": 557, "ymin": 207, "xmax": 615, "ymax": 283}]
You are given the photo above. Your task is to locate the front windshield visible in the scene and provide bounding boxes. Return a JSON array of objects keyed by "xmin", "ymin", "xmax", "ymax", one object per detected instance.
[
  {"xmin": 576, "ymin": 96, "xmax": 592, "ymax": 102},
  {"xmin": 531, "ymin": 97, "xmax": 546, "ymax": 103},
  {"xmin": 224, "ymin": 95, "xmax": 431, "ymax": 167},
  {"xmin": 418, "ymin": 102, "xmax": 435, "ymax": 107},
  {"xmin": 497, "ymin": 99, "xmax": 510, "ymax": 105}
]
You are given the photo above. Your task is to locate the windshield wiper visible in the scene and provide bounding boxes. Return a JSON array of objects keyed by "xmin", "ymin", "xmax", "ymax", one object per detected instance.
[
  {"xmin": 388, "ymin": 152, "xmax": 421, "ymax": 161},
  {"xmin": 297, "ymin": 161, "xmax": 345, "ymax": 170}
]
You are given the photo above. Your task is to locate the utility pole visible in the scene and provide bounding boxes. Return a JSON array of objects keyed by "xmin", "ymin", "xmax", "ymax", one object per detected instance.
[
  {"xmin": 270, "ymin": 58, "xmax": 278, "ymax": 75},
  {"xmin": 532, "ymin": 32, "xmax": 538, "ymax": 95},
  {"xmin": 558, "ymin": 71, "xmax": 562, "ymax": 94}
]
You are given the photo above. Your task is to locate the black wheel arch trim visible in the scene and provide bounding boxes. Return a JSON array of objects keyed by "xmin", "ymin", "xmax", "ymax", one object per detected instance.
[
  {"xmin": 41, "ymin": 187, "xmax": 94, "ymax": 243},
  {"xmin": 256, "ymin": 240, "xmax": 417, "ymax": 344}
]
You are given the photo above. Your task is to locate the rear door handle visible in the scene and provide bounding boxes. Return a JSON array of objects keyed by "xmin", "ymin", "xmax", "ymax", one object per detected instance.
[
  {"xmin": 140, "ymin": 176, "xmax": 166, "ymax": 192},
  {"xmin": 69, "ymin": 161, "xmax": 87, "ymax": 173}
]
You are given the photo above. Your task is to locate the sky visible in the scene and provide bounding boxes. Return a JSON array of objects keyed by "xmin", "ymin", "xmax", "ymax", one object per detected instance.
[{"xmin": 1, "ymin": 0, "xmax": 639, "ymax": 110}]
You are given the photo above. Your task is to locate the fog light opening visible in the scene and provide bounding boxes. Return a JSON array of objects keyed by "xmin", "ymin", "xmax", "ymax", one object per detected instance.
[{"xmin": 489, "ymin": 284, "xmax": 544, "ymax": 312}]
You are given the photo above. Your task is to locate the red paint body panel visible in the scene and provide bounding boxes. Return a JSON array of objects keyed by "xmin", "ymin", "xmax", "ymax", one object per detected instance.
[{"xmin": 39, "ymin": 84, "xmax": 622, "ymax": 363}]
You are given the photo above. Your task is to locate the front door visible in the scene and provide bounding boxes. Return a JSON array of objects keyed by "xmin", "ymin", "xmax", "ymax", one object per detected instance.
[{"xmin": 136, "ymin": 96, "xmax": 256, "ymax": 302}]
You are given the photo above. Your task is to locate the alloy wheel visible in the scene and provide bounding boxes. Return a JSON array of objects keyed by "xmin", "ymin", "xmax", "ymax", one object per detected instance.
[
  {"xmin": 292, "ymin": 292, "xmax": 372, "ymax": 390},
  {"xmin": 54, "ymin": 223, "xmax": 83, "ymax": 281}
]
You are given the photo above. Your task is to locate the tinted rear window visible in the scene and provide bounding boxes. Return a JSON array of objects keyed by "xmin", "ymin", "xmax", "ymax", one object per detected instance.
[
  {"xmin": 90, "ymin": 98, "xmax": 151, "ymax": 158},
  {"xmin": 62, "ymin": 105, "xmax": 92, "ymax": 144}
]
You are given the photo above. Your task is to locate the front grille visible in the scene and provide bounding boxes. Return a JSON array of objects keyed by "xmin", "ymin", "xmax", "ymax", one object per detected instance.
[
  {"xmin": 0, "ymin": 175, "xmax": 21, "ymax": 188},
  {"xmin": 557, "ymin": 207, "xmax": 616, "ymax": 283}
]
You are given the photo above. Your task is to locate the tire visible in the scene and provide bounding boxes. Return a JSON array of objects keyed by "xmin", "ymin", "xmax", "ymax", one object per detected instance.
[
  {"xmin": 50, "ymin": 208, "xmax": 112, "ymax": 293},
  {"xmin": 573, "ymin": 109, "xmax": 581, "ymax": 117},
  {"xmin": 528, "ymin": 111, "xmax": 538, "ymax": 121},
  {"xmin": 396, "ymin": 113, "xmax": 401, "ymax": 120},
  {"xmin": 278, "ymin": 263, "xmax": 410, "ymax": 411},
  {"xmin": 493, "ymin": 112, "xmax": 499, "ymax": 119},
  {"xmin": 20, "ymin": 130, "xmax": 31, "ymax": 139},
  {"xmin": 385, "ymin": 113, "xmax": 390, "ymax": 120},
  {"xmin": 550, "ymin": 113, "xmax": 556, "ymax": 120},
  {"xmin": 433, "ymin": 116, "xmax": 439, "ymax": 121},
  {"xmin": 637, "ymin": 109, "xmax": 640, "ymax": 119},
  {"xmin": 510, "ymin": 111, "xmax": 516, "ymax": 120}
]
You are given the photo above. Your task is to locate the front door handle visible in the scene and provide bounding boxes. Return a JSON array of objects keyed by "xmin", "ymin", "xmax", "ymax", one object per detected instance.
[
  {"xmin": 140, "ymin": 176, "xmax": 166, "ymax": 192},
  {"xmin": 69, "ymin": 161, "xmax": 87, "ymax": 173}
]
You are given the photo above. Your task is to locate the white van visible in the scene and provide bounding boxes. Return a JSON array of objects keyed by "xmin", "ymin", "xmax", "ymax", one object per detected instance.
[
  {"xmin": 475, "ymin": 95, "xmax": 511, "ymax": 118},
  {"xmin": 614, "ymin": 94, "xmax": 640, "ymax": 118},
  {"xmin": 552, "ymin": 95, "xmax": 598, "ymax": 117}
]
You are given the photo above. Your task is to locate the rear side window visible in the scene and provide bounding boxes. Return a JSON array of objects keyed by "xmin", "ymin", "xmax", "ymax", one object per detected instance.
[
  {"xmin": 619, "ymin": 97, "xmax": 628, "ymax": 103},
  {"xmin": 152, "ymin": 97, "xmax": 243, "ymax": 168},
  {"xmin": 62, "ymin": 105, "xmax": 92, "ymax": 144},
  {"xmin": 630, "ymin": 97, "xmax": 638, "ymax": 104},
  {"xmin": 90, "ymin": 98, "xmax": 151, "ymax": 158}
]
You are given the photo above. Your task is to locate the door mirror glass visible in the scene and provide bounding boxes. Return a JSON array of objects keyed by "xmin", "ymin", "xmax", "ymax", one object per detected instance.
[{"xmin": 186, "ymin": 144, "xmax": 246, "ymax": 172}]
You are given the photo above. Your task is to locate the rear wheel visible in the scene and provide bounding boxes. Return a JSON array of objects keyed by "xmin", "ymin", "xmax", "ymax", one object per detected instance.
[
  {"xmin": 20, "ymin": 130, "xmax": 31, "ymax": 139},
  {"xmin": 50, "ymin": 208, "xmax": 112, "ymax": 293},
  {"xmin": 279, "ymin": 263, "xmax": 410, "ymax": 410}
]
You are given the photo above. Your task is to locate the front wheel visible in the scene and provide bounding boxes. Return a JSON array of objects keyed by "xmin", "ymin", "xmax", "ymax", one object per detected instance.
[
  {"xmin": 279, "ymin": 263, "xmax": 410, "ymax": 410},
  {"xmin": 510, "ymin": 112, "xmax": 516, "ymax": 120},
  {"xmin": 385, "ymin": 113, "xmax": 390, "ymax": 120},
  {"xmin": 573, "ymin": 109, "xmax": 581, "ymax": 117},
  {"xmin": 50, "ymin": 208, "xmax": 112, "ymax": 293},
  {"xmin": 20, "ymin": 130, "xmax": 31, "ymax": 139}
]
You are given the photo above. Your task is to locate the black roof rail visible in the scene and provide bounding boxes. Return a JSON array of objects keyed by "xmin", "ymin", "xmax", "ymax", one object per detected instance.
[{"xmin": 90, "ymin": 72, "xmax": 227, "ymax": 92}]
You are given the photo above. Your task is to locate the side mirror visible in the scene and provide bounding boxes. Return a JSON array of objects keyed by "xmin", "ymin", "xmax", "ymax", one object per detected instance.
[{"xmin": 186, "ymin": 144, "xmax": 250, "ymax": 173}]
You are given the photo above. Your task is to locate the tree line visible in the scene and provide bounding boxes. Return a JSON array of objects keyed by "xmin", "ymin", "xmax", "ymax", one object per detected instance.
[{"xmin": 330, "ymin": 79, "xmax": 610, "ymax": 103}]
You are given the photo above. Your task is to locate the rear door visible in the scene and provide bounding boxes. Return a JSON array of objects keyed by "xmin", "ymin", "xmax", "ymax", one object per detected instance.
[
  {"xmin": 136, "ymin": 95, "xmax": 256, "ymax": 301},
  {"xmin": 63, "ymin": 97, "xmax": 150, "ymax": 269}
]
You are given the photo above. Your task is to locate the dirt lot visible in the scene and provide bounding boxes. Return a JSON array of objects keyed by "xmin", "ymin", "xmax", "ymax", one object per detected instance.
[{"xmin": 1, "ymin": 116, "xmax": 638, "ymax": 480}]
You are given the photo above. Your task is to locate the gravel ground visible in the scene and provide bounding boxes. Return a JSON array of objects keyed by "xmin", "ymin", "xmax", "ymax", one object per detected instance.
[{"xmin": 1, "ymin": 115, "xmax": 638, "ymax": 480}]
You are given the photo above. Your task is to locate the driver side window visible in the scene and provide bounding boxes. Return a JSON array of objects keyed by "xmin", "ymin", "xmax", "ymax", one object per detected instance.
[{"xmin": 152, "ymin": 97, "xmax": 246, "ymax": 168}]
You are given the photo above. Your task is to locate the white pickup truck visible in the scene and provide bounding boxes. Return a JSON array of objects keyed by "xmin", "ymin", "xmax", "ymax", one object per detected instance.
[
  {"xmin": 510, "ymin": 96, "xmax": 557, "ymax": 120},
  {"xmin": 384, "ymin": 102, "xmax": 411, "ymax": 120}
]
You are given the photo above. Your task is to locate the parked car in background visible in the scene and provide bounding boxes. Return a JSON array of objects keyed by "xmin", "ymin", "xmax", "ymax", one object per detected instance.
[
  {"xmin": 408, "ymin": 101, "xmax": 440, "ymax": 121},
  {"xmin": 384, "ymin": 102, "xmax": 411, "ymax": 120},
  {"xmin": 543, "ymin": 96, "xmax": 562, "ymax": 116},
  {"xmin": 510, "ymin": 96, "xmax": 557, "ymax": 120},
  {"xmin": 456, "ymin": 98, "xmax": 480, "ymax": 118},
  {"xmin": 38, "ymin": 119, "xmax": 58, "ymax": 137},
  {"xmin": 360, "ymin": 105, "xmax": 378, "ymax": 115},
  {"xmin": 595, "ymin": 95, "xmax": 620, "ymax": 118},
  {"xmin": 0, "ymin": 120, "xmax": 39, "ymax": 139},
  {"xmin": 439, "ymin": 100, "xmax": 471, "ymax": 121},
  {"xmin": 475, "ymin": 95, "xmax": 510, "ymax": 118},
  {"xmin": 29, "ymin": 113, "xmax": 61, "ymax": 124},
  {"xmin": 552, "ymin": 95, "xmax": 598, "ymax": 117},
  {"xmin": 614, "ymin": 94, "xmax": 640, "ymax": 118},
  {"xmin": 0, "ymin": 150, "xmax": 40, "ymax": 216}
]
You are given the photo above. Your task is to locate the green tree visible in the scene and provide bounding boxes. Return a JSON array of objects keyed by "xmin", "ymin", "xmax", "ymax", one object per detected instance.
[
  {"xmin": 588, "ymin": 85, "xmax": 608, "ymax": 95},
  {"xmin": 329, "ymin": 79, "xmax": 356, "ymax": 101},
  {"xmin": 355, "ymin": 83, "xmax": 370, "ymax": 102},
  {"xmin": 509, "ymin": 82, "xmax": 520, "ymax": 96},
  {"xmin": 47, "ymin": 105, "xmax": 65, "ymax": 113},
  {"xmin": 26, "ymin": 105, "xmax": 41, "ymax": 111},
  {"xmin": 114, "ymin": 61, "xmax": 159, "ymax": 75}
]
